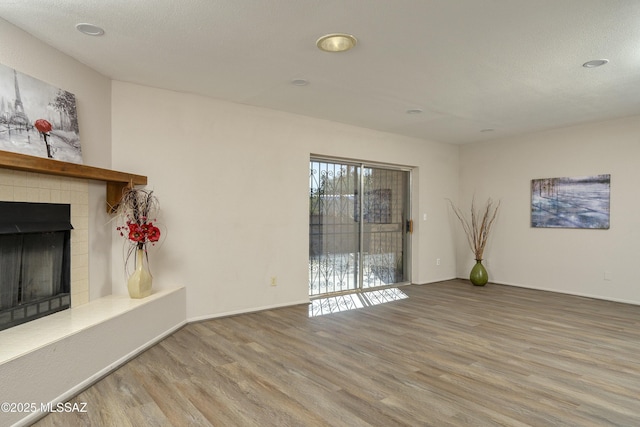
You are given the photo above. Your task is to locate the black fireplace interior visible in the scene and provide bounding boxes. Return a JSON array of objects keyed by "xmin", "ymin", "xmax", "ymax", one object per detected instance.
[{"xmin": 0, "ymin": 201, "xmax": 73, "ymax": 331}]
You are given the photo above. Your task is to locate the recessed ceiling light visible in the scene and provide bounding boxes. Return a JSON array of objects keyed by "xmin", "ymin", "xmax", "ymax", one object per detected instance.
[
  {"xmin": 291, "ymin": 79, "xmax": 309, "ymax": 86},
  {"xmin": 480, "ymin": 128, "xmax": 495, "ymax": 133},
  {"xmin": 582, "ymin": 59, "xmax": 608, "ymax": 68},
  {"xmin": 406, "ymin": 109, "xmax": 423, "ymax": 114},
  {"xmin": 316, "ymin": 33, "xmax": 357, "ymax": 53},
  {"xmin": 75, "ymin": 23, "xmax": 105, "ymax": 36}
]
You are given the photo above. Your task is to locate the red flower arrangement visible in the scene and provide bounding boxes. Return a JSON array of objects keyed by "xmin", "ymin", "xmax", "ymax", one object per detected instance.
[
  {"xmin": 114, "ymin": 187, "xmax": 162, "ymax": 272},
  {"xmin": 118, "ymin": 220, "xmax": 161, "ymax": 249}
]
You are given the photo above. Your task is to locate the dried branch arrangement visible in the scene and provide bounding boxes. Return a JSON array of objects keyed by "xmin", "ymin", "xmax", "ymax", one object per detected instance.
[
  {"xmin": 448, "ymin": 197, "xmax": 500, "ymax": 261},
  {"xmin": 113, "ymin": 187, "xmax": 161, "ymax": 273}
]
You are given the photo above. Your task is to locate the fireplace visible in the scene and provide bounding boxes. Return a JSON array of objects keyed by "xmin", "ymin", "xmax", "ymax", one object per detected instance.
[{"xmin": 0, "ymin": 201, "xmax": 73, "ymax": 331}]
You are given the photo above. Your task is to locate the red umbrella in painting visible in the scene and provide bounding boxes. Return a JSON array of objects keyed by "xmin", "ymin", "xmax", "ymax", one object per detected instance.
[{"xmin": 34, "ymin": 119, "xmax": 53, "ymax": 158}]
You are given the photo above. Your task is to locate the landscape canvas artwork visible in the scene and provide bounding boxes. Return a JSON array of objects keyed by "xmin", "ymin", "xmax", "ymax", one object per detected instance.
[
  {"xmin": 0, "ymin": 63, "xmax": 82, "ymax": 164},
  {"xmin": 531, "ymin": 174, "xmax": 610, "ymax": 229}
]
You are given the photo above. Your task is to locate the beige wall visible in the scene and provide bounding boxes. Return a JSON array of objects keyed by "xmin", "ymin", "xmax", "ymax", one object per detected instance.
[
  {"xmin": 0, "ymin": 19, "xmax": 113, "ymax": 300},
  {"xmin": 458, "ymin": 116, "xmax": 640, "ymax": 303},
  {"xmin": 111, "ymin": 81, "xmax": 459, "ymax": 320}
]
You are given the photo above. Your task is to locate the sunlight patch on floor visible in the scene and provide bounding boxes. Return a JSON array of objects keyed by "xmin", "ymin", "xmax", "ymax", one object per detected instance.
[{"xmin": 309, "ymin": 287, "xmax": 408, "ymax": 317}]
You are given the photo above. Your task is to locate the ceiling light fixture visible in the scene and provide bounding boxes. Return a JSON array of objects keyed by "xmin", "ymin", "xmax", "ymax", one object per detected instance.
[
  {"xmin": 291, "ymin": 79, "xmax": 309, "ymax": 86},
  {"xmin": 582, "ymin": 59, "xmax": 609, "ymax": 68},
  {"xmin": 316, "ymin": 33, "xmax": 357, "ymax": 52},
  {"xmin": 406, "ymin": 109, "xmax": 423, "ymax": 114},
  {"xmin": 75, "ymin": 23, "xmax": 105, "ymax": 36}
]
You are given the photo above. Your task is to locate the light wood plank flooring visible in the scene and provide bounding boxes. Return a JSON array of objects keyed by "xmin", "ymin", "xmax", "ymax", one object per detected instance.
[{"xmin": 34, "ymin": 280, "xmax": 640, "ymax": 426}]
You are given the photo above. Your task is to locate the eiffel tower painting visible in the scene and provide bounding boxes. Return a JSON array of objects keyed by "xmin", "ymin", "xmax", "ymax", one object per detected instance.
[
  {"xmin": 9, "ymin": 69, "xmax": 30, "ymax": 129},
  {"xmin": 0, "ymin": 62, "xmax": 83, "ymax": 163}
]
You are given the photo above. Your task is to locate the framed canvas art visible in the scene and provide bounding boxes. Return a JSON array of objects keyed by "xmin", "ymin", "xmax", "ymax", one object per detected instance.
[
  {"xmin": 531, "ymin": 174, "xmax": 610, "ymax": 229},
  {"xmin": 0, "ymin": 63, "xmax": 82, "ymax": 164}
]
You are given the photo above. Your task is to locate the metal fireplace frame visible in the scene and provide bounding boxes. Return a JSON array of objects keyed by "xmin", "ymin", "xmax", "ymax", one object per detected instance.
[{"xmin": 0, "ymin": 201, "xmax": 73, "ymax": 331}]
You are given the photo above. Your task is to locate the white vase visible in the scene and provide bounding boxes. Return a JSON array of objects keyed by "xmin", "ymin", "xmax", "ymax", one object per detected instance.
[{"xmin": 127, "ymin": 248, "xmax": 152, "ymax": 298}]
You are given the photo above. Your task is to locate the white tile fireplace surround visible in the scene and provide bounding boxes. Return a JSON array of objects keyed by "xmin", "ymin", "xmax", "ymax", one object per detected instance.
[{"xmin": 0, "ymin": 168, "xmax": 89, "ymax": 307}]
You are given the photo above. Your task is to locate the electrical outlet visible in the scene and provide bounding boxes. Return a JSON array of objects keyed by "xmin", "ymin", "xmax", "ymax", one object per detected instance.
[
  {"xmin": 270, "ymin": 276, "xmax": 277, "ymax": 286},
  {"xmin": 436, "ymin": 258, "xmax": 441, "ymax": 266},
  {"xmin": 604, "ymin": 271, "xmax": 612, "ymax": 281}
]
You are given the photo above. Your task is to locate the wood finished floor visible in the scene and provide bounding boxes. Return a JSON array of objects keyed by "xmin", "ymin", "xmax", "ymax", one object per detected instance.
[{"xmin": 34, "ymin": 280, "xmax": 640, "ymax": 426}]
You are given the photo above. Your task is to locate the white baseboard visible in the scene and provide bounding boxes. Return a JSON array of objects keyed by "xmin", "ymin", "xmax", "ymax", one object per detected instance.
[
  {"xmin": 412, "ymin": 276, "xmax": 457, "ymax": 285},
  {"xmin": 490, "ymin": 280, "xmax": 640, "ymax": 306},
  {"xmin": 188, "ymin": 298, "xmax": 311, "ymax": 323}
]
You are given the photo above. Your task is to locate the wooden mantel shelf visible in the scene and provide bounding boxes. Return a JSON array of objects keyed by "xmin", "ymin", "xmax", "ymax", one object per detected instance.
[{"xmin": 0, "ymin": 150, "xmax": 147, "ymax": 212}]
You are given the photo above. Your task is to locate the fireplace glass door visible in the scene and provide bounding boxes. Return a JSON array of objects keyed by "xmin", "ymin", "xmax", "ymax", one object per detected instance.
[
  {"xmin": 0, "ymin": 232, "xmax": 66, "ymax": 309},
  {"xmin": 0, "ymin": 201, "xmax": 72, "ymax": 331}
]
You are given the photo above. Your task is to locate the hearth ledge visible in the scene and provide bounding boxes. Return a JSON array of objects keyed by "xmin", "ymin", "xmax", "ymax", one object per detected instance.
[{"xmin": 0, "ymin": 287, "xmax": 184, "ymax": 365}]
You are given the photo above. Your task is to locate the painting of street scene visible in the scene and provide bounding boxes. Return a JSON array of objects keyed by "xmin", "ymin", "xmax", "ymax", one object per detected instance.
[
  {"xmin": 531, "ymin": 174, "xmax": 610, "ymax": 229},
  {"xmin": 0, "ymin": 63, "xmax": 82, "ymax": 164}
]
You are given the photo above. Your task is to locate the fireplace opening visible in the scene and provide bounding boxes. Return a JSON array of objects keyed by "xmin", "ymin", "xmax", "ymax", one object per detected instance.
[{"xmin": 0, "ymin": 201, "xmax": 73, "ymax": 331}]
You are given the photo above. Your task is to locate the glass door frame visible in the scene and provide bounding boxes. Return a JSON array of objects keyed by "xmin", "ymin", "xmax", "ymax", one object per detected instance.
[{"xmin": 309, "ymin": 156, "xmax": 413, "ymax": 297}]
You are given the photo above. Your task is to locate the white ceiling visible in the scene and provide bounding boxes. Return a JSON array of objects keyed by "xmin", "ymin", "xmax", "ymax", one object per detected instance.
[{"xmin": 1, "ymin": 0, "xmax": 639, "ymax": 144}]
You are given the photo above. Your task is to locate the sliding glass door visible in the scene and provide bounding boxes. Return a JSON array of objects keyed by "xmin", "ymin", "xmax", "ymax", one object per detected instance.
[{"xmin": 309, "ymin": 159, "xmax": 410, "ymax": 297}]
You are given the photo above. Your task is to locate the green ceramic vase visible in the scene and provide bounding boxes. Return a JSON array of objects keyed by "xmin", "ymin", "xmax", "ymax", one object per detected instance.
[{"xmin": 470, "ymin": 259, "xmax": 488, "ymax": 286}]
